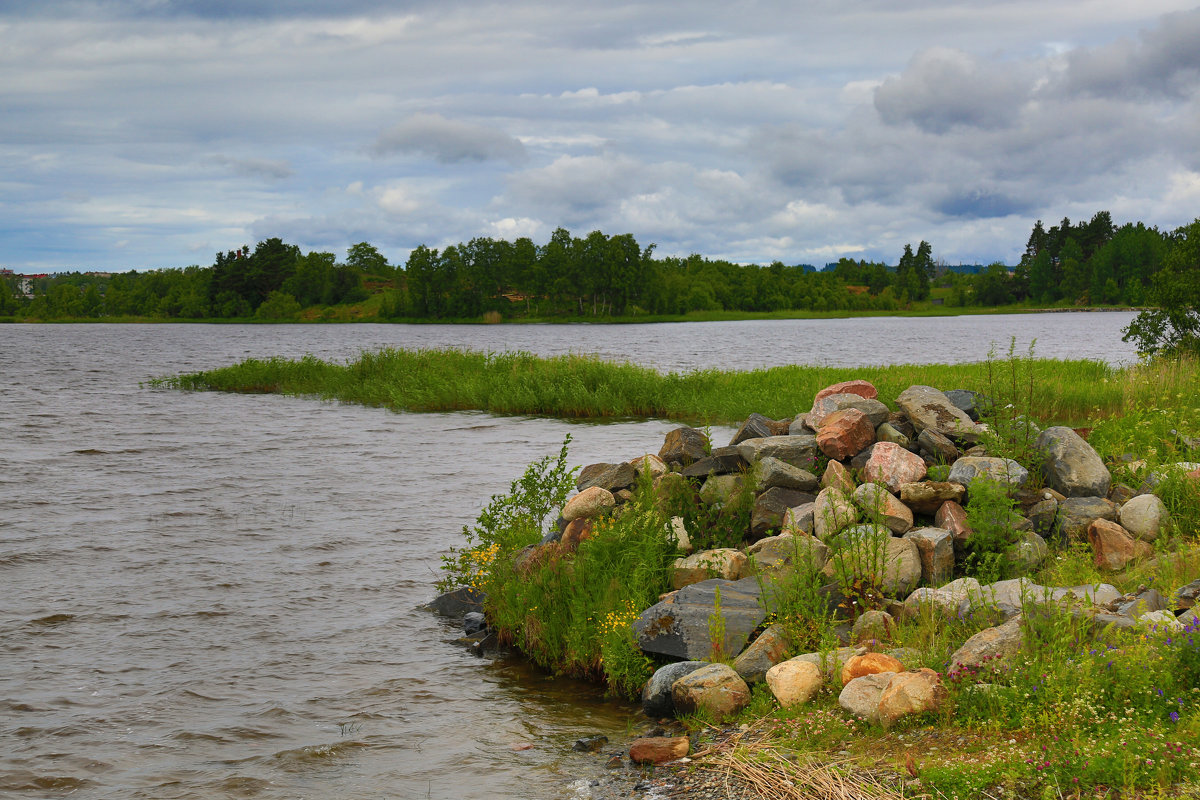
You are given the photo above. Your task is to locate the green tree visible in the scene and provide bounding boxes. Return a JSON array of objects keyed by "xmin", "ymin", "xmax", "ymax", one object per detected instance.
[
  {"xmin": 255, "ymin": 290, "xmax": 302, "ymax": 320},
  {"xmin": 346, "ymin": 242, "xmax": 390, "ymax": 277},
  {"xmin": 1123, "ymin": 218, "xmax": 1200, "ymax": 356}
]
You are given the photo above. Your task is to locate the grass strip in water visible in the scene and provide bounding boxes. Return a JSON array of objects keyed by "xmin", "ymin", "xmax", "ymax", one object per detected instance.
[{"xmin": 153, "ymin": 347, "xmax": 1199, "ymax": 426}]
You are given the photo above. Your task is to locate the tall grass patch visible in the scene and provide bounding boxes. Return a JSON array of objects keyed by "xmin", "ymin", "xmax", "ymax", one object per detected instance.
[{"xmin": 152, "ymin": 346, "xmax": 1178, "ymax": 427}]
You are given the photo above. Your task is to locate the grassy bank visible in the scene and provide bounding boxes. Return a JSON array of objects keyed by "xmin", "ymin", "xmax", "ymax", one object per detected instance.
[{"xmin": 155, "ymin": 347, "xmax": 1199, "ymax": 429}]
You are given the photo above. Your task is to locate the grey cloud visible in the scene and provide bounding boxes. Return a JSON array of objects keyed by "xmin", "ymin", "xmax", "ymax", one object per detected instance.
[
  {"xmin": 211, "ymin": 155, "xmax": 293, "ymax": 180},
  {"xmin": 1065, "ymin": 8, "xmax": 1200, "ymax": 99},
  {"xmin": 874, "ymin": 48, "xmax": 1034, "ymax": 133},
  {"xmin": 935, "ymin": 189, "xmax": 1031, "ymax": 219},
  {"xmin": 371, "ymin": 113, "xmax": 527, "ymax": 164}
]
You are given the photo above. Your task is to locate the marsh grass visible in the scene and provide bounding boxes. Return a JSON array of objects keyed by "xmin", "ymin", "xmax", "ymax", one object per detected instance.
[{"xmin": 153, "ymin": 346, "xmax": 1160, "ymax": 426}]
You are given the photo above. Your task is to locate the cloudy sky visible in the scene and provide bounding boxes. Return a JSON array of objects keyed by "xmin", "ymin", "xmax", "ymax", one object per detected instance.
[{"xmin": 3, "ymin": 1, "xmax": 1199, "ymax": 272}]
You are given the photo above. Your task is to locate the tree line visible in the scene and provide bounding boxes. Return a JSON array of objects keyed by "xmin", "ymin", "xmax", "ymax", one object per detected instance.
[{"xmin": 2, "ymin": 214, "xmax": 1196, "ymax": 338}]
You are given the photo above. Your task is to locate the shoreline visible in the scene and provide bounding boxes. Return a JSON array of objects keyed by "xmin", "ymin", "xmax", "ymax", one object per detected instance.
[{"xmin": 0, "ymin": 305, "xmax": 1146, "ymax": 326}]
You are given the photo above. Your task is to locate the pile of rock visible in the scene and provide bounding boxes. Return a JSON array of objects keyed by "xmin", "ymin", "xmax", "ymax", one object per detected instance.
[
  {"xmin": 433, "ymin": 377, "xmax": 1198, "ymax": 730},
  {"xmin": 558, "ymin": 379, "xmax": 1192, "ymax": 725}
]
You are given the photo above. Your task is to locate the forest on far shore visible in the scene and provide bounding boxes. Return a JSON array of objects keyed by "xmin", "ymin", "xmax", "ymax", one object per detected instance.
[{"xmin": 0, "ymin": 211, "xmax": 1187, "ymax": 322}]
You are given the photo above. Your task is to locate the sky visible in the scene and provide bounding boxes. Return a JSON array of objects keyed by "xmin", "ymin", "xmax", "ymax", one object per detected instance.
[{"xmin": 2, "ymin": 1, "xmax": 1199, "ymax": 273}]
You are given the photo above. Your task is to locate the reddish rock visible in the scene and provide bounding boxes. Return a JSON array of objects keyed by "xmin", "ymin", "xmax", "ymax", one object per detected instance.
[
  {"xmin": 814, "ymin": 380, "xmax": 878, "ymax": 404},
  {"xmin": 822, "ymin": 460, "xmax": 857, "ymax": 493},
  {"xmin": 817, "ymin": 408, "xmax": 876, "ymax": 461},
  {"xmin": 561, "ymin": 518, "xmax": 594, "ymax": 550},
  {"xmin": 877, "ymin": 669, "xmax": 947, "ymax": 728},
  {"xmin": 629, "ymin": 736, "xmax": 689, "ymax": 765},
  {"xmin": 1088, "ymin": 518, "xmax": 1153, "ymax": 571},
  {"xmin": 841, "ymin": 652, "xmax": 904, "ymax": 686},
  {"xmin": 563, "ymin": 486, "xmax": 615, "ymax": 521},
  {"xmin": 934, "ymin": 500, "xmax": 971, "ymax": 544},
  {"xmin": 861, "ymin": 442, "xmax": 927, "ymax": 492}
]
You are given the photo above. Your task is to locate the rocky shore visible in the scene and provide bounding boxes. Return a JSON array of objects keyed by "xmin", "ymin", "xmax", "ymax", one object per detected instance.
[{"xmin": 432, "ymin": 377, "xmax": 1200, "ymax": 794}]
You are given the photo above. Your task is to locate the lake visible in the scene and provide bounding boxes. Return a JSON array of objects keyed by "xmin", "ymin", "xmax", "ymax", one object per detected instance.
[{"xmin": 0, "ymin": 313, "xmax": 1140, "ymax": 798}]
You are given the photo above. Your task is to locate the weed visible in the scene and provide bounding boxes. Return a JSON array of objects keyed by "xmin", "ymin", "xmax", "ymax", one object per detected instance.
[
  {"xmin": 756, "ymin": 535, "xmax": 834, "ymax": 654},
  {"xmin": 827, "ymin": 525, "xmax": 889, "ymax": 619},
  {"xmin": 960, "ymin": 478, "xmax": 1025, "ymax": 583},
  {"xmin": 707, "ymin": 586, "xmax": 728, "ymax": 662}
]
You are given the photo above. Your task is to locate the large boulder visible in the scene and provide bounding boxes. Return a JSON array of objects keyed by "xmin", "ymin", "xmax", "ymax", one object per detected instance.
[
  {"xmin": 642, "ymin": 661, "xmax": 708, "ymax": 718},
  {"xmin": 943, "ymin": 389, "xmax": 985, "ymax": 421},
  {"xmin": 577, "ymin": 462, "xmax": 637, "ymax": 493},
  {"xmin": 670, "ymin": 663, "xmax": 751, "ymax": 721},
  {"xmin": 681, "ymin": 446, "xmax": 749, "ymax": 478},
  {"xmin": 838, "ymin": 672, "xmax": 895, "ymax": 724},
  {"xmin": 751, "ymin": 487, "xmax": 816, "ymax": 539},
  {"xmin": 903, "ymin": 577, "xmax": 982, "ymax": 619},
  {"xmin": 861, "ymin": 442, "xmax": 928, "ymax": 492},
  {"xmin": 948, "ymin": 456, "xmax": 1029, "ymax": 490},
  {"xmin": 732, "ymin": 623, "xmax": 791, "ymax": 683},
  {"xmin": 747, "ymin": 533, "xmax": 830, "ymax": 578},
  {"xmin": 877, "ymin": 669, "xmax": 946, "ymax": 728},
  {"xmin": 1006, "ymin": 531, "xmax": 1049, "ymax": 573},
  {"xmin": 813, "ymin": 487, "xmax": 860, "ymax": 540},
  {"xmin": 699, "ymin": 474, "xmax": 744, "ymax": 506},
  {"xmin": 895, "ymin": 385, "xmax": 982, "ymax": 443},
  {"xmin": 634, "ymin": 577, "xmax": 767, "ymax": 660},
  {"xmin": 822, "ymin": 460, "xmax": 857, "ymax": 493},
  {"xmin": 563, "ymin": 486, "xmax": 615, "ymax": 521},
  {"xmin": 737, "ymin": 435, "xmax": 819, "ymax": 470},
  {"xmin": 917, "ymin": 429, "xmax": 959, "ymax": 462},
  {"xmin": 755, "ymin": 457, "xmax": 819, "ymax": 493},
  {"xmin": 934, "ymin": 500, "xmax": 971, "ymax": 544},
  {"xmin": 898, "ymin": 481, "xmax": 966, "ymax": 515},
  {"xmin": 728, "ymin": 413, "xmax": 777, "ymax": 446},
  {"xmin": 1037, "ymin": 426, "xmax": 1112, "ymax": 498},
  {"xmin": 827, "ymin": 526, "xmax": 922, "ymax": 598},
  {"xmin": 629, "ymin": 453, "xmax": 669, "ymax": 480},
  {"xmin": 814, "ymin": 379, "xmax": 878, "ymax": 404},
  {"xmin": 904, "ymin": 527, "xmax": 955, "ymax": 585},
  {"xmin": 781, "ymin": 503, "xmax": 816, "ymax": 537},
  {"xmin": 427, "ymin": 586, "xmax": 486, "ymax": 617},
  {"xmin": 817, "ymin": 408, "xmax": 877, "ymax": 460},
  {"xmin": 875, "ymin": 422, "xmax": 912, "ymax": 450},
  {"xmin": 1118, "ymin": 494, "xmax": 1169, "ymax": 543},
  {"xmin": 765, "ymin": 659, "xmax": 824, "ymax": 707},
  {"xmin": 841, "ymin": 652, "xmax": 904, "ymax": 686},
  {"xmin": 1057, "ymin": 496, "xmax": 1119, "ymax": 540},
  {"xmin": 948, "ymin": 616, "xmax": 1025, "ymax": 671},
  {"xmin": 810, "ymin": 394, "xmax": 890, "ymax": 430},
  {"xmin": 659, "ymin": 426, "xmax": 710, "ymax": 466},
  {"xmin": 1088, "ymin": 518, "xmax": 1153, "ymax": 571},
  {"xmin": 671, "ymin": 548, "xmax": 748, "ymax": 589},
  {"xmin": 852, "ymin": 483, "xmax": 913, "ymax": 534}
]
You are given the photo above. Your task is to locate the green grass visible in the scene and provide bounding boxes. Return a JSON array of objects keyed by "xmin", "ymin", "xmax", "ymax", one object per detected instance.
[{"xmin": 149, "ymin": 346, "xmax": 1195, "ymax": 428}]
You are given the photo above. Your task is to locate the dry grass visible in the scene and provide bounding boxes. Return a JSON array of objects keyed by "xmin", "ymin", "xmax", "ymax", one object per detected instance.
[{"xmin": 684, "ymin": 724, "xmax": 911, "ymax": 800}]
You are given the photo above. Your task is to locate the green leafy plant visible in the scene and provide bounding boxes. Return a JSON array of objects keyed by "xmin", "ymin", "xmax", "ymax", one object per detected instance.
[
  {"xmin": 437, "ymin": 434, "xmax": 577, "ymax": 593},
  {"xmin": 960, "ymin": 478, "xmax": 1024, "ymax": 583},
  {"xmin": 827, "ymin": 525, "xmax": 888, "ymax": 619}
]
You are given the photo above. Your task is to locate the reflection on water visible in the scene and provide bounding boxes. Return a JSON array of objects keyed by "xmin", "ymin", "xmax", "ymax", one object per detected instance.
[{"xmin": 0, "ymin": 318, "xmax": 1137, "ymax": 798}]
